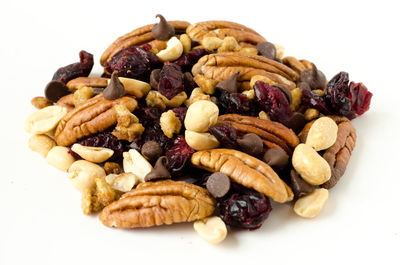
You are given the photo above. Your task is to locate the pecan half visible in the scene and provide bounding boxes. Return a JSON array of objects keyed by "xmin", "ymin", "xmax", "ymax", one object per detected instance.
[
  {"xmin": 218, "ymin": 114, "xmax": 300, "ymax": 155},
  {"xmin": 54, "ymin": 94, "xmax": 137, "ymax": 146},
  {"xmin": 100, "ymin": 180, "xmax": 215, "ymax": 228},
  {"xmin": 100, "ymin": 21, "xmax": 190, "ymax": 65},
  {"xmin": 298, "ymin": 116, "xmax": 357, "ymax": 189},
  {"xmin": 56, "ymin": 94, "xmax": 74, "ymax": 112},
  {"xmin": 191, "ymin": 149, "xmax": 293, "ymax": 203},
  {"xmin": 66, "ymin": 77, "xmax": 108, "ymax": 91},
  {"xmin": 192, "ymin": 52, "xmax": 298, "ymax": 92}
]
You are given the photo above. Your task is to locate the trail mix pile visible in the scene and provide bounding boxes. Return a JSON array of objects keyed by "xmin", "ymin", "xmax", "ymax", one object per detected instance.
[{"xmin": 25, "ymin": 15, "xmax": 372, "ymax": 244}]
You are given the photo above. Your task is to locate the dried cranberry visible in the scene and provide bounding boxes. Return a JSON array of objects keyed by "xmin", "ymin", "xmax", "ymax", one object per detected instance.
[
  {"xmin": 78, "ymin": 132, "xmax": 124, "ymax": 161},
  {"xmin": 174, "ymin": 48, "xmax": 208, "ymax": 72},
  {"xmin": 172, "ymin": 107, "xmax": 187, "ymax": 123},
  {"xmin": 324, "ymin": 71, "xmax": 352, "ymax": 116},
  {"xmin": 158, "ymin": 63, "xmax": 184, "ymax": 100},
  {"xmin": 217, "ymin": 90, "xmax": 257, "ymax": 116},
  {"xmin": 209, "ymin": 123, "xmax": 238, "ymax": 149},
  {"xmin": 349, "ymin": 82, "xmax": 373, "ymax": 116},
  {"xmin": 141, "ymin": 43, "xmax": 152, "ymax": 51},
  {"xmin": 165, "ymin": 135, "xmax": 194, "ymax": 176},
  {"xmin": 254, "ymin": 81, "xmax": 292, "ymax": 126},
  {"xmin": 134, "ymin": 107, "xmax": 163, "ymax": 128},
  {"xmin": 52, "ymin": 50, "xmax": 94, "ymax": 84},
  {"xmin": 301, "ymin": 88, "xmax": 332, "ymax": 115}
]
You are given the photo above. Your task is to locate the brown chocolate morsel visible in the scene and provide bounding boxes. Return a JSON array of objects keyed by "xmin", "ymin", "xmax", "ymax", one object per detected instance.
[
  {"xmin": 151, "ymin": 14, "xmax": 175, "ymax": 41},
  {"xmin": 210, "ymin": 96, "xmax": 218, "ymax": 105},
  {"xmin": 103, "ymin": 71, "xmax": 125, "ymax": 100},
  {"xmin": 183, "ymin": 72, "xmax": 196, "ymax": 92},
  {"xmin": 45, "ymin": 80, "xmax": 71, "ymax": 103},
  {"xmin": 300, "ymin": 63, "xmax": 326, "ymax": 90},
  {"xmin": 216, "ymin": 70, "xmax": 240, "ymax": 93},
  {"xmin": 297, "ymin": 81, "xmax": 311, "ymax": 90},
  {"xmin": 237, "ymin": 133, "xmax": 264, "ymax": 157},
  {"xmin": 144, "ymin": 156, "xmax": 171, "ymax": 181},
  {"xmin": 288, "ymin": 112, "xmax": 306, "ymax": 134},
  {"xmin": 150, "ymin": 69, "xmax": 161, "ymax": 90},
  {"xmin": 290, "ymin": 169, "xmax": 313, "ymax": 198},
  {"xmin": 256, "ymin": 41, "xmax": 276, "ymax": 60},
  {"xmin": 263, "ymin": 148, "xmax": 289, "ymax": 171},
  {"xmin": 206, "ymin": 172, "xmax": 231, "ymax": 198},
  {"xmin": 273, "ymin": 84, "xmax": 292, "ymax": 104},
  {"xmin": 141, "ymin": 141, "xmax": 162, "ymax": 162}
]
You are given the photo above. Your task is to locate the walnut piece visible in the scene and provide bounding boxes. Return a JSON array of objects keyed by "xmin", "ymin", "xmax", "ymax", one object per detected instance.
[
  {"xmin": 81, "ymin": 177, "xmax": 119, "ymax": 215},
  {"xmin": 31, "ymin": 96, "xmax": 53, "ymax": 109},
  {"xmin": 104, "ymin": 162, "xmax": 121, "ymax": 175},
  {"xmin": 160, "ymin": 110, "xmax": 181, "ymax": 138},
  {"xmin": 73, "ymin": 86, "xmax": 94, "ymax": 106},
  {"xmin": 112, "ymin": 104, "xmax": 144, "ymax": 142}
]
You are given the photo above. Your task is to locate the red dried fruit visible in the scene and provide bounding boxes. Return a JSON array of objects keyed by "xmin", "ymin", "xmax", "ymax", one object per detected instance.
[
  {"xmin": 349, "ymin": 82, "xmax": 373, "ymax": 116},
  {"xmin": 209, "ymin": 123, "xmax": 238, "ymax": 149},
  {"xmin": 324, "ymin": 72, "xmax": 352, "ymax": 117},
  {"xmin": 158, "ymin": 63, "xmax": 184, "ymax": 100},
  {"xmin": 52, "ymin": 50, "xmax": 94, "ymax": 84},
  {"xmin": 165, "ymin": 135, "xmax": 194, "ymax": 176},
  {"xmin": 172, "ymin": 107, "xmax": 187, "ymax": 123},
  {"xmin": 301, "ymin": 88, "xmax": 332, "ymax": 115},
  {"xmin": 174, "ymin": 48, "xmax": 208, "ymax": 72},
  {"xmin": 78, "ymin": 132, "xmax": 124, "ymax": 161},
  {"xmin": 217, "ymin": 90, "xmax": 257, "ymax": 116}
]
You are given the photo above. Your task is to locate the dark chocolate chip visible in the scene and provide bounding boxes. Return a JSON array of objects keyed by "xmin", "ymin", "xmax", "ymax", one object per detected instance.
[
  {"xmin": 288, "ymin": 112, "xmax": 306, "ymax": 134},
  {"xmin": 183, "ymin": 72, "xmax": 196, "ymax": 94},
  {"xmin": 237, "ymin": 133, "xmax": 264, "ymax": 157},
  {"xmin": 272, "ymin": 84, "xmax": 292, "ymax": 104},
  {"xmin": 216, "ymin": 70, "xmax": 240, "ymax": 93},
  {"xmin": 210, "ymin": 96, "xmax": 218, "ymax": 105},
  {"xmin": 290, "ymin": 169, "xmax": 313, "ymax": 198},
  {"xmin": 263, "ymin": 148, "xmax": 289, "ymax": 171},
  {"xmin": 144, "ymin": 156, "xmax": 171, "ymax": 181},
  {"xmin": 103, "ymin": 71, "xmax": 125, "ymax": 100},
  {"xmin": 300, "ymin": 63, "xmax": 326, "ymax": 90},
  {"xmin": 256, "ymin": 42, "xmax": 276, "ymax": 60},
  {"xmin": 151, "ymin": 14, "xmax": 175, "ymax": 41},
  {"xmin": 150, "ymin": 69, "xmax": 161, "ymax": 90},
  {"xmin": 206, "ymin": 172, "xmax": 231, "ymax": 198},
  {"xmin": 44, "ymin": 80, "xmax": 71, "ymax": 103},
  {"xmin": 141, "ymin": 141, "xmax": 162, "ymax": 162}
]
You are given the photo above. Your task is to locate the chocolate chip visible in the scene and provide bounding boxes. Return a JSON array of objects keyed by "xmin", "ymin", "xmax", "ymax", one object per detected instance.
[
  {"xmin": 44, "ymin": 80, "xmax": 71, "ymax": 103},
  {"xmin": 272, "ymin": 84, "xmax": 292, "ymax": 104},
  {"xmin": 216, "ymin": 70, "xmax": 240, "ymax": 93},
  {"xmin": 206, "ymin": 172, "xmax": 231, "ymax": 198},
  {"xmin": 150, "ymin": 69, "xmax": 161, "ymax": 90},
  {"xmin": 141, "ymin": 141, "xmax": 162, "ymax": 162},
  {"xmin": 263, "ymin": 148, "xmax": 289, "ymax": 171},
  {"xmin": 237, "ymin": 133, "xmax": 264, "ymax": 157},
  {"xmin": 256, "ymin": 42, "xmax": 276, "ymax": 60},
  {"xmin": 300, "ymin": 63, "xmax": 326, "ymax": 90},
  {"xmin": 144, "ymin": 156, "xmax": 171, "ymax": 182},
  {"xmin": 288, "ymin": 112, "xmax": 306, "ymax": 134},
  {"xmin": 297, "ymin": 81, "xmax": 311, "ymax": 90},
  {"xmin": 183, "ymin": 72, "xmax": 196, "ymax": 94},
  {"xmin": 290, "ymin": 169, "xmax": 313, "ymax": 198},
  {"xmin": 103, "ymin": 71, "xmax": 125, "ymax": 100},
  {"xmin": 210, "ymin": 96, "xmax": 218, "ymax": 105},
  {"xmin": 151, "ymin": 14, "xmax": 175, "ymax": 41}
]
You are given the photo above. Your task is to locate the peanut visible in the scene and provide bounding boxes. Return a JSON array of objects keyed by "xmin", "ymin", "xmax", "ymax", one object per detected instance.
[
  {"xmin": 28, "ymin": 134, "xmax": 56, "ymax": 157},
  {"xmin": 306, "ymin": 117, "xmax": 338, "ymax": 151},
  {"xmin": 24, "ymin": 105, "xmax": 67, "ymax": 134},
  {"xmin": 184, "ymin": 100, "xmax": 219, "ymax": 133},
  {"xmin": 179, "ymin": 34, "xmax": 191, "ymax": 53},
  {"xmin": 294, "ymin": 188, "xmax": 329, "ymax": 218},
  {"xmin": 46, "ymin": 146, "xmax": 75, "ymax": 172},
  {"xmin": 185, "ymin": 130, "xmax": 220, "ymax": 151},
  {"xmin": 71, "ymin": 144, "xmax": 114, "ymax": 163},
  {"xmin": 31, "ymin": 96, "xmax": 53, "ymax": 109}
]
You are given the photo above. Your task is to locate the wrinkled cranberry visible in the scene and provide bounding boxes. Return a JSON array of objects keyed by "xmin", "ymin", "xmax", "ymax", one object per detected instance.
[
  {"xmin": 52, "ymin": 50, "xmax": 94, "ymax": 84},
  {"xmin": 301, "ymin": 88, "xmax": 332, "ymax": 114},
  {"xmin": 134, "ymin": 107, "xmax": 163, "ymax": 128},
  {"xmin": 79, "ymin": 132, "xmax": 124, "ymax": 161},
  {"xmin": 324, "ymin": 72, "xmax": 352, "ymax": 116},
  {"xmin": 158, "ymin": 63, "xmax": 184, "ymax": 100},
  {"xmin": 254, "ymin": 81, "xmax": 292, "ymax": 126},
  {"xmin": 104, "ymin": 46, "xmax": 160, "ymax": 81},
  {"xmin": 141, "ymin": 43, "xmax": 152, "ymax": 51},
  {"xmin": 209, "ymin": 123, "xmax": 238, "ymax": 149},
  {"xmin": 172, "ymin": 107, "xmax": 187, "ymax": 123},
  {"xmin": 174, "ymin": 48, "xmax": 208, "ymax": 72},
  {"xmin": 349, "ymin": 82, "xmax": 373, "ymax": 116},
  {"xmin": 165, "ymin": 135, "xmax": 194, "ymax": 176},
  {"xmin": 217, "ymin": 90, "xmax": 257, "ymax": 116}
]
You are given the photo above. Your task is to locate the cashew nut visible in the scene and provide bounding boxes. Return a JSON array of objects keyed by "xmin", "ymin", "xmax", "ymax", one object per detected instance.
[
  {"xmin": 46, "ymin": 146, "xmax": 75, "ymax": 171},
  {"xmin": 306, "ymin": 117, "xmax": 338, "ymax": 151},
  {"xmin": 71, "ymin": 144, "xmax": 114, "ymax": 163},
  {"xmin": 294, "ymin": 188, "xmax": 329, "ymax": 218},
  {"xmin": 156, "ymin": 36, "xmax": 183, "ymax": 62},
  {"xmin": 24, "ymin": 105, "xmax": 68, "ymax": 134},
  {"xmin": 185, "ymin": 130, "xmax": 220, "ymax": 150},
  {"xmin": 123, "ymin": 149, "xmax": 153, "ymax": 183},
  {"xmin": 193, "ymin": 216, "xmax": 227, "ymax": 244},
  {"xmin": 68, "ymin": 160, "xmax": 106, "ymax": 193}
]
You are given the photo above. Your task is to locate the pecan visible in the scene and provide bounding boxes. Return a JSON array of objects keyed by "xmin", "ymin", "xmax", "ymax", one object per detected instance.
[
  {"xmin": 282, "ymin": 56, "xmax": 306, "ymax": 75},
  {"xmin": 191, "ymin": 149, "xmax": 293, "ymax": 203},
  {"xmin": 218, "ymin": 114, "xmax": 299, "ymax": 155},
  {"xmin": 66, "ymin": 77, "xmax": 108, "ymax": 90},
  {"xmin": 192, "ymin": 52, "xmax": 298, "ymax": 92},
  {"xmin": 298, "ymin": 116, "xmax": 357, "ymax": 189},
  {"xmin": 54, "ymin": 94, "xmax": 137, "ymax": 146},
  {"xmin": 100, "ymin": 180, "xmax": 215, "ymax": 228},
  {"xmin": 56, "ymin": 94, "xmax": 74, "ymax": 111},
  {"xmin": 100, "ymin": 21, "xmax": 190, "ymax": 65}
]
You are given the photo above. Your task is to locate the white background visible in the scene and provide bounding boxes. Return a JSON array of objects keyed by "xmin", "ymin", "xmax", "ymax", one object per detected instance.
[{"xmin": 1, "ymin": 0, "xmax": 399, "ymax": 264}]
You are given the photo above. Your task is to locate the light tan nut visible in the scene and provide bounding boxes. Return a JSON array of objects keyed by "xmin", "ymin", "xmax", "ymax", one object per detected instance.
[
  {"xmin": 68, "ymin": 160, "xmax": 106, "ymax": 192},
  {"xmin": 294, "ymin": 188, "xmax": 329, "ymax": 218},
  {"xmin": 242, "ymin": 89, "xmax": 254, "ymax": 99},
  {"xmin": 304, "ymin": 108, "xmax": 320, "ymax": 120},
  {"xmin": 82, "ymin": 176, "xmax": 119, "ymax": 215},
  {"xmin": 31, "ymin": 96, "xmax": 53, "ymax": 109},
  {"xmin": 104, "ymin": 162, "xmax": 121, "ymax": 175},
  {"xmin": 73, "ymin": 86, "xmax": 94, "ymax": 106},
  {"xmin": 300, "ymin": 59, "xmax": 313, "ymax": 69},
  {"xmin": 108, "ymin": 77, "xmax": 151, "ymax": 99},
  {"xmin": 179, "ymin": 34, "xmax": 192, "ymax": 53},
  {"xmin": 258, "ymin": 111, "xmax": 270, "ymax": 120},
  {"xmin": 185, "ymin": 87, "xmax": 211, "ymax": 106},
  {"xmin": 292, "ymin": 144, "xmax": 331, "ymax": 185},
  {"xmin": 28, "ymin": 134, "xmax": 56, "ymax": 157},
  {"xmin": 218, "ymin": 36, "xmax": 241, "ymax": 52},
  {"xmin": 184, "ymin": 100, "xmax": 219, "ymax": 133},
  {"xmin": 123, "ymin": 149, "xmax": 153, "ymax": 183},
  {"xmin": 312, "ymin": 89, "xmax": 324, "ymax": 97},
  {"xmin": 165, "ymin": 92, "xmax": 187, "ymax": 107},
  {"xmin": 193, "ymin": 216, "xmax": 227, "ymax": 244},
  {"xmin": 46, "ymin": 146, "xmax": 75, "ymax": 172},
  {"xmin": 306, "ymin": 117, "xmax": 338, "ymax": 151},
  {"xmin": 239, "ymin": 47, "xmax": 258, "ymax": 55},
  {"xmin": 193, "ymin": 75, "xmax": 218, "ymax": 95},
  {"xmin": 112, "ymin": 104, "xmax": 144, "ymax": 142},
  {"xmin": 201, "ymin": 36, "xmax": 223, "ymax": 51},
  {"xmin": 274, "ymin": 43, "xmax": 285, "ymax": 59},
  {"xmin": 250, "ymin": 75, "xmax": 276, "ymax": 89},
  {"xmin": 24, "ymin": 105, "xmax": 68, "ymax": 134},
  {"xmin": 146, "ymin": 90, "xmax": 187, "ymax": 109},
  {"xmin": 290, "ymin": 87, "xmax": 302, "ymax": 111},
  {"xmin": 185, "ymin": 130, "xmax": 220, "ymax": 151},
  {"xmin": 71, "ymin": 144, "xmax": 114, "ymax": 163},
  {"xmin": 160, "ymin": 110, "xmax": 182, "ymax": 138},
  {"xmin": 156, "ymin": 36, "xmax": 183, "ymax": 62},
  {"xmin": 106, "ymin": 173, "xmax": 138, "ymax": 193}
]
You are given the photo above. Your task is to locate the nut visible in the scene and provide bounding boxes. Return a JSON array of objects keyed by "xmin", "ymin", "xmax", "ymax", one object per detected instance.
[
  {"xmin": 274, "ymin": 43, "xmax": 285, "ymax": 59},
  {"xmin": 31, "ymin": 96, "xmax": 53, "ymax": 109},
  {"xmin": 156, "ymin": 36, "xmax": 183, "ymax": 62},
  {"xmin": 185, "ymin": 130, "xmax": 220, "ymax": 150},
  {"xmin": 184, "ymin": 100, "xmax": 219, "ymax": 133},
  {"xmin": 179, "ymin": 34, "xmax": 191, "ymax": 53},
  {"xmin": 250, "ymin": 75, "xmax": 276, "ymax": 88},
  {"xmin": 304, "ymin": 108, "xmax": 319, "ymax": 120},
  {"xmin": 201, "ymin": 37, "xmax": 223, "ymax": 51},
  {"xmin": 123, "ymin": 149, "xmax": 153, "ymax": 183},
  {"xmin": 66, "ymin": 77, "xmax": 108, "ymax": 90},
  {"xmin": 312, "ymin": 89, "xmax": 324, "ymax": 97},
  {"xmin": 112, "ymin": 104, "xmax": 144, "ymax": 142},
  {"xmin": 185, "ymin": 87, "xmax": 210, "ymax": 106},
  {"xmin": 25, "ymin": 105, "xmax": 68, "ymax": 134},
  {"xmin": 71, "ymin": 144, "xmax": 114, "ymax": 163},
  {"xmin": 242, "ymin": 89, "xmax": 254, "ymax": 99},
  {"xmin": 193, "ymin": 216, "xmax": 227, "ymax": 244},
  {"xmin": 239, "ymin": 47, "xmax": 258, "ymax": 55},
  {"xmin": 82, "ymin": 176, "xmax": 119, "ymax": 215},
  {"xmin": 160, "ymin": 110, "xmax": 182, "ymax": 138},
  {"xmin": 306, "ymin": 117, "xmax": 338, "ymax": 151},
  {"xmin": 73, "ymin": 86, "xmax": 94, "ymax": 106},
  {"xmin": 258, "ymin": 111, "xmax": 270, "ymax": 120},
  {"xmin": 46, "ymin": 146, "xmax": 75, "ymax": 171},
  {"xmin": 192, "ymin": 75, "xmax": 218, "ymax": 94},
  {"xmin": 104, "ymin": 162, "xmax": 121, "ymax": 175},
  {"xmin": 108, "ymin": 77, "xmax": 151, "ymax": 99},
  {"xmin": 293, "ymin": 188, "xmax": 329, "ymax": 218},
  {"xmin": 217, "ymin": 36, "xmax": 241, "ymax": 52},
  {"xmin": 106, "ymin": 173, "xmax": 138, "ymax": 192},
  {"xmin": 146, "ymin": 90, "xmax": 187, "ymax": 109},
  {"xmin": 68, "ymin": 160, "xmax": 106, "ymax": 193},
  {"xmin": 292, "ymin": 144, "xmax": 331, "ymax": 185},
  {"xmin": 28, "ymin": 134, "xmax": 56, "ymax": 157},
  {"xmin": 290, "ymin": 87, "xmax": 302, "ymax": 111}
]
